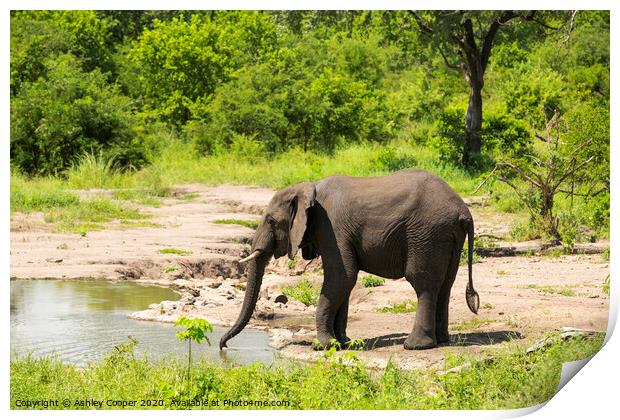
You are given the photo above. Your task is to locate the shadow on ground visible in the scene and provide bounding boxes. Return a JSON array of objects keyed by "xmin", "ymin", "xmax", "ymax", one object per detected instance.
[{"xmin": 289, "ymin": 330, "xmax": 523, "ymax": 351}]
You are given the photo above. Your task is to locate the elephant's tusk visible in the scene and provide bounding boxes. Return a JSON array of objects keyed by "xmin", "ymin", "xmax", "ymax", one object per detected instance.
[{"xmin": 238, "ymin": 250, "xmax": 261, "ymax": 263}]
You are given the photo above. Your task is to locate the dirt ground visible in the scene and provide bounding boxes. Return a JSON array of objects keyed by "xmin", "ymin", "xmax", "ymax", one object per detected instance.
[{"xmin": 10, "ymin": 184, "xmax": 610, "ymax": 370}]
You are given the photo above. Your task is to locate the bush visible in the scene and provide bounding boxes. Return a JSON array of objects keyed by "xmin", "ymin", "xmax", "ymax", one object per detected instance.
[
  {"xmin": 281, "ymin": 279, "xmax": 321, "ymax": 306},
  {"xmin": 10, "ymin": 54, "xmax": 145, "ymax": 176},
  {"xmin": 428, "ymin": 104, "xmax": 531, "ymax": 168},
  {"xmin": 360, "ymin": 275, "xmax": 385, "ymax": 288}
]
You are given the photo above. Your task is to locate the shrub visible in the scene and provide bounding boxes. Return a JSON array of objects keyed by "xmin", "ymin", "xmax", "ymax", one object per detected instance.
[
  {"xmin": 281, "ymin": 279, "xmax": 321, "ymax": 306},
  {"xmin": 428, "ymin": 104, "xmax": 531, "ymax": 169},
  {"xmin": 360, "ymin": 275, "xmax": 385, "ymax": 288},
  {"xmin": 10, "ymin": 54, "xmax": 145, "ymax": 176}
]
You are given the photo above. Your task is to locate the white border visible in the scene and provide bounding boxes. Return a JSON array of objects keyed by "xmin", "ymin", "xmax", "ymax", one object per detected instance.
[{"xmin": 2, "ymin": 2, "xmax": 617, "ymax": 419}]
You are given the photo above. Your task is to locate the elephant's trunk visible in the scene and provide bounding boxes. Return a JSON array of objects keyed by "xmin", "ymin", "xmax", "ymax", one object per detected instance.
[{"xmin": 219, "ymin": 250, "xmax": 272, "ymax": 349}]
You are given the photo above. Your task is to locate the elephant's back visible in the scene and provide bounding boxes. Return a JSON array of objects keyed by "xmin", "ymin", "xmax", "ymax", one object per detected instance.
[{"xmin": 319, "ymin": 169, "xmax": 466, "ymax": 212}]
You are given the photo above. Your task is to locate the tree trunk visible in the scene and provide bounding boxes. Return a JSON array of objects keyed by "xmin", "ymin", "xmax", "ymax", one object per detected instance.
[{"xmin": 463, "ymin": 82, "xmax": 483, "ymax": 166}]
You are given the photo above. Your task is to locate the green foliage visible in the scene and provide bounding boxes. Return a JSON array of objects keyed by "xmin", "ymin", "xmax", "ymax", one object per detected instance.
[
  {"xmin": 11, "ymin": 54, "xmax": 145, "ymax": 176},
  {"xmin": 130, "ymin": 12, "xmax": 276, "ymax": 126},
  {"xmin": 360, "ymin": 274, "xmax": 385, "ymax": 288},
  {"xmin": 175, "ymin": 317, "xmax": 213, "ymax": 346},
  {"xmin": 523, "ymin": 284, "xmax": 577, "ymax": 297},
  {"xmin": 378, "ymin": 299, "xmax": 418, "ymax": 313},
  {"xmin": 602, "ymin": 275, "xmax": 610, "ymax": 296},
  {"xmin": 9, "ymin": 10, "xmax": 609, "ymax": 238},
  {"xmin": 281, "ymin": 279, "xmax": 321, "ymax": 306},
  {"xmin": 213, "ymin": 219, "xmax": 260, "ymax": 229},
  {"xmin": 12, "ymin": 332, "xmax": 604, "ymax": 409},
  {"xmin": 429, "ymin": 104, "xmax": 531, "ymax": 168},
  {"xmin": 159, "ymin": 248, "xmax": 193, "ymax": 255}
]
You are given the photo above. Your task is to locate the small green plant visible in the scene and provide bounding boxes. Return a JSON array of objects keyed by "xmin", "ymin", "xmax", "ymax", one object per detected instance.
[
  {"xmin": 175, "ymin": 317, "xmax": 213, "ymax": 383},
  {"xmin": 377, "ymin": 299, "xmax": 418, "ymax": 313},
  {"xmin": 159, "ymin": 248, "xmax": 193, "ymax": 255},
  {"xmin": 602, "ymin": 247, "xmax": 610, "ymax": 261},
  {"xmin": 522, "ymin": 284, "xmax": 576, "ymax": 297},
  {"xmin": 163, "ymin": 265, "xmax": 177, "ymax": 273},
  {"xmin": 213, "ymin": 219, "xmax": 260, "ymax": 229},
  {"xmin": 281, "ymin": 279, "xmax": 321, "ymax": 306},
  {"xmin": 345, "ymin": 338, "xmax": 366, "ymax": 350},
  {"xmin": 602, "ymin": 275, "xmax": 610, "ymax": 296},
  {"xmin": 56, "ymin": 243, "xmax": 69, "ymax": 250},
  {"xmin": 496, "ymin": 270, "xmax": 508, "ymax": 276},
  {"xmin": 120, "ymin": 220, "xmax": 162, "ymax": 229},
  {"xmin": 482, "ymin": 302, "xmax": 495, "ymax": 310},
  {"xmin": 361, "ymin": 274, "xmax": 385, "ymax": 288},
  {"xmin": 451, "ymin": 318, "xmax": 494, "ymax": 332}
]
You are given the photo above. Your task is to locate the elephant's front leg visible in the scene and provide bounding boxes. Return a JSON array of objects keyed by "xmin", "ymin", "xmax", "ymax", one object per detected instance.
[{"xmin": 314, "ymin": 256, "xmax": 357, "ymax": 349}]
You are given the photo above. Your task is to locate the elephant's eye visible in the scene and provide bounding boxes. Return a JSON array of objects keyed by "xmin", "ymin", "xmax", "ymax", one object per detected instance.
[{"xmin": 266, "ymin": 215, "xmax": 276, "ymax": 226}]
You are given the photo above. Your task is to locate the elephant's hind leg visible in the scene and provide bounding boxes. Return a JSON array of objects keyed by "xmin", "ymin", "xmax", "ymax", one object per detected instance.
[
  {"xmin": 435, "ymin": 244, "xmax": 463, "ymax": 344},
  {"xmin": 404, "ymin": 259, "xmax": 449, "ymax": 350}
]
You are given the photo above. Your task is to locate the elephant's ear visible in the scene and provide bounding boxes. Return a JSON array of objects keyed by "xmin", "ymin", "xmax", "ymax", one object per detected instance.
[{"xmin": 288, "ymin": 182, "xmax": 316, "ymax": 259}]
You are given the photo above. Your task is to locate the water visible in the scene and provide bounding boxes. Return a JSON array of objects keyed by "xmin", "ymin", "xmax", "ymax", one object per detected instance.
[{"xmin": 10, "ymin": 279, "xmax": 277, "ymax": 367}]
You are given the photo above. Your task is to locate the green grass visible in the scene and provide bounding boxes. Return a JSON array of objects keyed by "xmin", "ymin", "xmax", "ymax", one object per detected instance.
[
  {"xmin": 213, "ymin": 219, "xmax": 260, "ymax": 229},
  {"xmin": 602, "ymin": 275, "xmax": 610, "ymax": 296},
  {"xmin": 377, "ymin": 299, "xmax": 418, "ymax": 313},
  {"xmin": 522, "ymin": 284, "xmax": 577, "ymax": 297},
  {"xmin": 360, "ymin": 274, "xmax": 385, "ymax": 288},
  {"xmin": 120, "ymin": 220, "xmax": 163, "ymax": 229},
  {"xmin": 450, "ymin": 318, "xmax": 495, "ymax": 332},
  {"xmin": 11, "ymin": 140, "xmax": 608, "ymax": 243},
  {"xmin": 43, "ymin": 198, "xmax": 149, "ymax": 234},
  {"xmin": 159, "ymin": 248, "xmax": 193, "ymax": 255},
  {"xmin": 10, "ymin": 332, "xmax": 604, "ymax": 410},
  {"xmin": 113, "ymin": 190, "xmax": 164, "ymax": 207},
  {"xmin": 281, "ymin": 279, "xmax": 321, "ymax": 306}
]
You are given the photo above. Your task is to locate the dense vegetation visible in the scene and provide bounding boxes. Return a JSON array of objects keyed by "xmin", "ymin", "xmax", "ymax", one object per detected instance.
[
  {"xmin": 10, "ymin": 10, "xmax": 610, "ymax": 241},
  {"xmin": 11, "ymin": 332, "xmax": 604, "ymax": 409}
]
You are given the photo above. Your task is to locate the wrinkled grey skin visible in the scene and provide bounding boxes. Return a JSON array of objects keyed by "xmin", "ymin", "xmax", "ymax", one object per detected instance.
[{"xmin": 220, "ymin": 169, "xmax": 479, "ymax": 351}]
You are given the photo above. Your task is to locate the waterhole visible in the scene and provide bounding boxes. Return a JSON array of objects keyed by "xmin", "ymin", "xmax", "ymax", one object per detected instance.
[{"xmin": 10, "ymin": 279, "xmax": 276, "ymax": 367}]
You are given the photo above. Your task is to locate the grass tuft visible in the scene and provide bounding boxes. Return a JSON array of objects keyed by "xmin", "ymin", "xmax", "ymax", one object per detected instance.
[
  {"xmin": 159, "ymin": 248, "xmax": 193, "ymax": 255},
  {"xmin": 377, "ymin": 299, "xmax": 417, "ymax": 313},
  {"xmin": 10, "ymin": 333, "xmax": 604, "ymax": 409},
  {"xmin": 360, "ymin": 274, "xmax": 385, "ymax": 288},
  {"xmin": 281, "ymin": 279, "xmax": 321, "ymax": 306},
  {"xmin": 213, "ymin": 219, "xmax": 260, "ymax": 229}
]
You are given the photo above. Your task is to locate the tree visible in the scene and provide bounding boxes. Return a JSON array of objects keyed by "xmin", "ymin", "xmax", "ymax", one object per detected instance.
[
  {"xmin": 493, "ymin": 110, "xmax": 595, "ymax": 241},
  {"xmin": 409, "ymin": 11, "xmax": 572, "ymax": 166}
]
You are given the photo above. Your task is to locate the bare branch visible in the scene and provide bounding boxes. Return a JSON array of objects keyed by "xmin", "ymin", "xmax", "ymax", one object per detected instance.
[
  {"xmin": 497, "ymin": 175, "xmax": 537, "ymax": 215},
  {"xmin": 472, "ymin": 166, "xmax": 497, "ymax": 194},
  {"xmin": 553, "ymin": 156, "xmax": 595, "ymax": 189},
  {"xmin": 497, "ymin": 161, "xmax": 542, "ymax": 188}
]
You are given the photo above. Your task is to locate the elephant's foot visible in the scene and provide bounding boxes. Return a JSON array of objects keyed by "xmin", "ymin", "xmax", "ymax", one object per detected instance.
[{"xmin": 404, "ymin": 334, "xmax": 437, "ymax": 350}]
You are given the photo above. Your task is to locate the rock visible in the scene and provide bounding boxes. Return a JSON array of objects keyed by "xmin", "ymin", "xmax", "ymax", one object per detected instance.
[
  {"xmin": 45, "ymin": 258, "xmax": 63, "ymax": 263},
  {"xmin": 274, "ymin": 294, "xmax": 288, "ymax": 304},
  {"xmin": 254, "ymin": 309, "xmax": 275, "ymax": 320},
  {"xmin": 269, "ymin": 328, "xmax": 294, "ymax": 349},
  {"xmin": 207, "ymin": 280, "xmax": 222, "ymax": 289},
  {"xmin": 148, "ymin": 303, "xmax": 160, "ymax": 309},
  {"xmin": 161, "ymin": 301, "xmax": 178, "ymax": 311},
  {"xmin": 187, "ymin": 288, "xmax": 200, "ymax": 297}
]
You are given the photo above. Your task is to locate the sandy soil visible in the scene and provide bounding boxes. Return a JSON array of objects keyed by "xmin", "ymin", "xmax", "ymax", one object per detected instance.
[{"xmin": 10, "ymin": 184, "xmax": 610, "ymax": 370}]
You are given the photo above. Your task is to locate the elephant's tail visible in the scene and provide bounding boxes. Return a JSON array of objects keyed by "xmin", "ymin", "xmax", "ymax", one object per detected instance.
[{"xmin": 463, "ymin": 216, "xmax": 479, "ymax": 314}]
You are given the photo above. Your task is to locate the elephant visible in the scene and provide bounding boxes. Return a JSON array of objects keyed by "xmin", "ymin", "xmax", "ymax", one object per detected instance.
[{"xmin": 219, "ymin": 168, "xmax": 479, "ymax": 351}]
